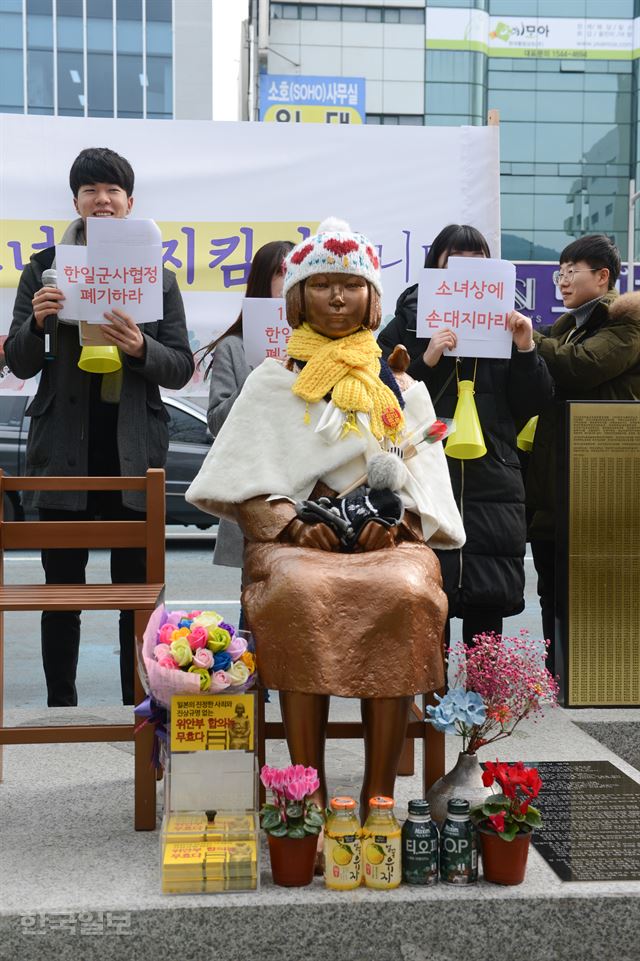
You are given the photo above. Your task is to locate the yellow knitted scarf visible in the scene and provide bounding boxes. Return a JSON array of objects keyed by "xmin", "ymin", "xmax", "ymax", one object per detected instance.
[{"xmin": 287, "ymin": 324, "xmax": 405, "ymax": 441}]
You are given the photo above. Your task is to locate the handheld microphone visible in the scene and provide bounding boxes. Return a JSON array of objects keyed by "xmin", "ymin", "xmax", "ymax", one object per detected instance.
[{"xmin": 40, "ymin": 268, "xmax": 58, "ymax": 361}]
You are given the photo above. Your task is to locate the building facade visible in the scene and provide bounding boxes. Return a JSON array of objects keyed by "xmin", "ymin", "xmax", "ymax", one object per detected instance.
[
  {"xmin": 267, "ymin": 0, "xmax": 640, "ymax": 262},
  {"xmin": 0, "ymin": 0, "xmax": 248, "ymax": 122}
]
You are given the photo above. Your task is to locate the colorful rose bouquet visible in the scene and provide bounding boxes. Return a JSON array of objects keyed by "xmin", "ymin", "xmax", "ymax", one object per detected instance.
[
  {"xmin": 426, "ymin": 631, "xmax": 559, "ymax": 756},
  {"xmin": 259, "ymin": 765, "xmax": 324, "ymax": 839},
  {"xmin": 140, "ymin": 604, "xmax": 256, "ymax": 708},
  {"xmin": 472, "ymin": 761, "xmax": 543, "ymax": 841}
]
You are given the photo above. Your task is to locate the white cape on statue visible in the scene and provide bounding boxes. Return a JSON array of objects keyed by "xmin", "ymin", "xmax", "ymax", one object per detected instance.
[{"xmin": 186, "ymin": 359, "xmax": 465, "ymax": 549}]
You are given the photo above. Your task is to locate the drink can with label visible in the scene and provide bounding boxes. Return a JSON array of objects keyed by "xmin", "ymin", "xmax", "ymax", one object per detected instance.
[
  {"xmin": 401, "ymin": 799, "xmax": 439, "ymax": 885},
  {"xmin": 440, "ymin": 797, "xmax": 478, "ymax": 885}
]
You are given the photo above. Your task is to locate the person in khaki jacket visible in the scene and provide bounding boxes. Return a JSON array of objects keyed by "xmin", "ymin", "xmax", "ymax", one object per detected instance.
[{"xmin": 516, "ymin": 235, "xmax": 640, "ymax": 675}]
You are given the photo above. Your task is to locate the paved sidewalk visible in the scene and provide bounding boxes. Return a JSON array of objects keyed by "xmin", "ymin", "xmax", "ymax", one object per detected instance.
[{"xmin": 1, "ymin": 701, "xmax": 639, "ymax": 961}]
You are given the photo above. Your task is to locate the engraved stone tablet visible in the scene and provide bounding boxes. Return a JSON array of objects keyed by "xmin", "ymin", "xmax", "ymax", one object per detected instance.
[{"xmin": 531, "ymin": 761, "xmax": 640, "ymax": 881}]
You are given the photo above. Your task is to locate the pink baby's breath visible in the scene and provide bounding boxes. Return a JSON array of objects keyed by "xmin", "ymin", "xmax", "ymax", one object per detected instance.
[{"xmin": 449, "ymin": 631, "xmax": 559, "ymax": 754}]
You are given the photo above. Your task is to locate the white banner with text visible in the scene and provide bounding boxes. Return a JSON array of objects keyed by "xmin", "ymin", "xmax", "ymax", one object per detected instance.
[{"xmin": 0, "ymin": 115, "xmax": 500, "ymax": 395}]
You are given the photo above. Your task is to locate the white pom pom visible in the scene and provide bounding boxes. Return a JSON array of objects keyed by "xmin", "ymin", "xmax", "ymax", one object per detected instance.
[
  {"xmin": 366, "ymin": 452, "xmax": 408, "ymax": 492},
  {"xmin": 317, "ymin": 216, "xmax": 351, "ymax": 235}
]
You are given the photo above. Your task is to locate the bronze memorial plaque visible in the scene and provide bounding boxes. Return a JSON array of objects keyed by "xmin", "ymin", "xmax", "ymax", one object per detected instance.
[{"xmin": 567, "ymin": 403, "xmax": 640, "ymax": 706}]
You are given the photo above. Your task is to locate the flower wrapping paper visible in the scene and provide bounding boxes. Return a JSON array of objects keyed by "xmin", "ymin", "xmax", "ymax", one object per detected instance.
[{"xmin": 141, "ymin": 604, "xmax": 203, "ymax": 708}]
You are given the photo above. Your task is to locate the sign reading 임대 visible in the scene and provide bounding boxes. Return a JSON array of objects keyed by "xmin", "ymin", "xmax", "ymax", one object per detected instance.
[
  {"xmin": 259, "ymin": 74, "xmax": 365, "ymax": 124},
  {"xmin": 416, "ymin": 257, "xmax": 516, "ymax": 358},
  {"xmin": 56, "ymin": 217, "xmax": 163, "ymax": 324},
  {"xmin": 170, "ymin": 694, "xmax": 255, "ymax": 753},
  {"xmin": 241, "ymin": 297, "xmax": 289, "ymax": 369}
]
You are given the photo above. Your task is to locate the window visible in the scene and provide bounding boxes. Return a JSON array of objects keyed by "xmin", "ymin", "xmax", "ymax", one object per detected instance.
[
  {"xmin": 367, "ymin": 114, "xmax": 423, "ymax": 125},
  {"xmin": 145, "ymin": 0, "xmax": 172, "ymax": 118},
  {"xmin": 87, "ymin": 0, "xmax": 113, "ymax": 117},
  {"xmin": 116, "ymin": 0, "xmax": 142, "ymax": 117},
  {"xmin": 400, "ymin": 9, "xmax": 424, "ymax": 24},
  {"xmin": 343, "ymin": 6, "xmax": 366, "ymax": 22},
  {"xmin": 166, "ymin": 406, "xmax": 210, "ymax": 446},
  {"xmin": 431, "ymin": 0, "xmax": 485, "ymax": 6},
  {"xmin": 0, "ymin": 397, "xmax": 28, "ymax": 428},
  {"xmin": 57, "ymin": 0, "xmax": 83, "ymax": 116},
  {"xmin": 0, "ymin": 2, "xmax": 23, "ymax": 113},
  {"xmin": 271, "ymin": 4, "xmax": 424, "ymax": 23},
  {"xmin": 0, "ymin": 48, "xmax": 23, "ymax": 112},
  {"xmin": 27, "ymin": 0, "xmax": 54, "ymax": 115},
  {"xmin": 147, "ymin": 54, "xmax": 172, "ymax": 119},
  {"xmin": 317, "ymin": 4, "xmax": 340, "ymax": 20},
  {"xmin": 427, "ymin": 51, "xmax": 484, "ymax": 86}
]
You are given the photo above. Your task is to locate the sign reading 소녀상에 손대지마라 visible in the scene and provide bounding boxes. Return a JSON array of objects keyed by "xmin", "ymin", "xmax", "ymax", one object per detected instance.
[{"xmin": 416, "ymin": 258, "xmax": 516, "ymax": 359}]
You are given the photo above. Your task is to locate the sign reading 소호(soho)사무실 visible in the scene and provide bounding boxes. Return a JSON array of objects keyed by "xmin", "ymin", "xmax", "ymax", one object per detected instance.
[{"xmin": 259, "ymin": 74, "xmax": 365, "ymax": 123}]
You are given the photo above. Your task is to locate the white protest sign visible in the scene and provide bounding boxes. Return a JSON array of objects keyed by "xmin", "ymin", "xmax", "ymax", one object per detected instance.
[
  {"xmin": 241, "ymin": 297, "xmax": 289, "ymax": 368},
  {"xmin": 57, "ymin": 217, "xmax": 163, "ymax": 324},
  {"xmin": 416, "ymin": 258, "xmax": 516, "ymax": 359}
]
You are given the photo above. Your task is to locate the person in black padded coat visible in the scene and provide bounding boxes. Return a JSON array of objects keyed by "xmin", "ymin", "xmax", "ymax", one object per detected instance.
[{"xmin": 378, "ymin": 224, "xmax": 553, "ymax": 646}]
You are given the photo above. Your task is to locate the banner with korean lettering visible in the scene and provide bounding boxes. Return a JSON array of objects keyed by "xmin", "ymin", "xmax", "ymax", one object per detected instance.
[
  {"xmin": 425, "ymin": 8, "xmax": 638, "ymax": 59},
  {"xmin": 259, "ymin": 74, "xmax": 366, "ymax": 124},
  {"xmin": 0, "ymin": 114, "xmax": 500, "ymax": 395}
]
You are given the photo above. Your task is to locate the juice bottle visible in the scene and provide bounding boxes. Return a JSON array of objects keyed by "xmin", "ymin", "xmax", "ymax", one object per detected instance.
[
  {"xmin": 324, "ymin": 796, "xmax": 362, "ymax": 890},
  {"xmin": 362, "ymin": 796, "xmax": 402, "ymax": 890}
]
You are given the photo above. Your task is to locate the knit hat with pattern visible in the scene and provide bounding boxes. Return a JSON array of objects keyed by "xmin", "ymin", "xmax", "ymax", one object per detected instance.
[{"xmin": 283, "ymin": 217, "xmax": 382, "ymax": 297}]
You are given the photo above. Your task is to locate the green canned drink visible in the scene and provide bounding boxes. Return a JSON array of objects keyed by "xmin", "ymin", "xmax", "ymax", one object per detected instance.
[
  {"xmin": 401, "ymin": 799, "xmax": 439, "ymax": 885},
  {"xmin": 440, "ymin": 798, "xmax": 478, "ymax": 885}
]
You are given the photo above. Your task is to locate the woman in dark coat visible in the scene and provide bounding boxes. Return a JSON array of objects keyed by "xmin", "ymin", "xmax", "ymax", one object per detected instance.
[{"xmin": 378, "ymin": 225, "xmax": 554, "ymax": 644}]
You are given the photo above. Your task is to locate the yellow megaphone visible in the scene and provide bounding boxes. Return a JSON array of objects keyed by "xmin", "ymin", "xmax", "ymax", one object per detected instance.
[
  {"xmin": 78, "ymin": 346, "xmax": 122, "ymax": 374},
  {"xmin": 444, "ymin": 379, "xmax": 486, "ymax": 460},
  {"xmin": 516, "ymin": 415, "xmax": 538, "ymax": 453}
]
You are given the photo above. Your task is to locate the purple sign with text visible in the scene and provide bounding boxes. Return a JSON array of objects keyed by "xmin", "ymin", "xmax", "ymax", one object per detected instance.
[{"xmin": 515, "ymin": 262, "xmax": 635, "ymax": 329}]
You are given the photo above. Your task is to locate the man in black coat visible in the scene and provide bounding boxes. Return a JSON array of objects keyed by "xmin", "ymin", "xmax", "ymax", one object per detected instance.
[
  {"xmin": 378, "ymin": 225, "xmax": 553, "ymax": 647},
  {"xmin": 6, "ymin": 147, "xmax": 194, "ymax": 706}
]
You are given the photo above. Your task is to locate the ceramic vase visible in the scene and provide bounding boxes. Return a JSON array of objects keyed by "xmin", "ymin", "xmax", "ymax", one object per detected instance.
[
  {"xmin": 267, "ymin": 832, "xmax": 317, "ymax": 887},
  {"xmin": 426, "ymin": 751, "xmax": 493, "ymax": 825},
  {"xmin": 479, "ymin": 827, "xmax": 532, "ymax": 885}
]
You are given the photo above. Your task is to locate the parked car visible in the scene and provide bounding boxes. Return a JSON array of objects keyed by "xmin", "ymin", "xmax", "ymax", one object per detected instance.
[{"xmin": 0, "ymin": 394, "xmax": 214, "ymax": 528}]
